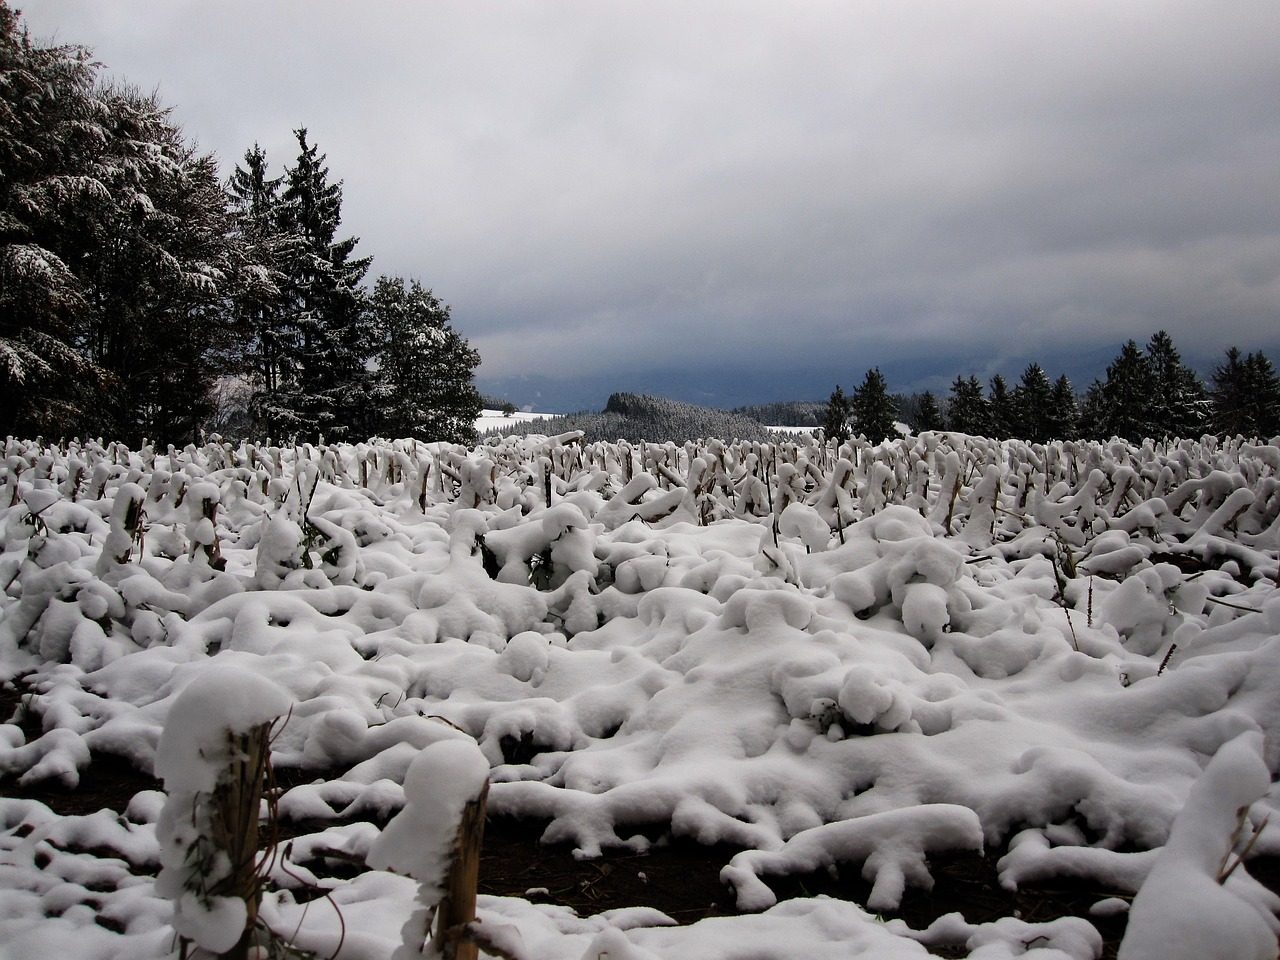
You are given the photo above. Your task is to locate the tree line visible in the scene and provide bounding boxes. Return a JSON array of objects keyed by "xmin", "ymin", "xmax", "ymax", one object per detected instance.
[
  {"xmin": 0, "ymin": 3, "xmax": 481, "ymax": 446},
  {"xmin": 827, "ymin": 331, "xmax": 1280, "ymax": 443}
]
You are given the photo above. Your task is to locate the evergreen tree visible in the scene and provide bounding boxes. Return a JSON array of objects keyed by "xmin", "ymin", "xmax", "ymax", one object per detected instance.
[
  {"xmin": 1145, "ymin": 330, "xmax": 1207, "ymax": 439},
  {"xmin": 851, "ymin": 368, "xmax": 897, "ymax": 441},
  {"xmin": 367, "ymin": 276, "xmax": 481, "ymax": 443},
  {"xmin": 1211, "ymin": 347, "xmax": 1280, "ymax": 438},
  {"xmin": 0, "ymin": 2, "xmax": 99, "ymax": 434},
  {"xmin": 947, "ymin": 375, "xmax": 989, "ymax": 435},
  {"xmin": 1078, "ymin": 380, "xmax": 1106, "ymax": 439},
  {"xmin": 914, "ymin": 390, "xmax": 943, "ymax": 433},
  {"xmin": 823, "ymin": 384, "xmax": 852, "ymax": 444},
  {"xmin": 1011, "ymin": 363, "xmax": 1053, "ymax": 443},
  {"xmin": 226, "ymin": 144, "xmax": 290, "ymax": 438},
  {"xmin": 76, "ymin": 86, "xmax": 240, "ymax": 442},
  {"xmin": 988, "ymin": 374, "xmax": 1013, "ymax": 438},
  {"xmin": 1046, "ymin": 374, "xmax": 1079, "ymax": 440},
  {"xmin": 270, "ymin": 128, "xmax": 374, "ymax": 442},
  {"xmin": 1245, "ymin": 351, "xmax": 1280, "ymax": 438},
  {"xmin": 0, "ymin": 4, "xmax": 240, "ymax": 442},
  {"xmin": 1088, "ymin": 340, "xmax": 1154, "ymax": 440}
]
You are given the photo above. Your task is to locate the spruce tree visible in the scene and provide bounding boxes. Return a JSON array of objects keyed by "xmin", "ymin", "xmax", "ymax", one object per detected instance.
[
  {"xmin": 851, "ymin": 368, "xmax": 897, "ymax": 441},
  {"xmin": 988, "ymin": 375, "xmax": 1013, "ymax": 438},
  {"xmin": 0, "ymin": 4, "xmax": 240, "ymax": 442},
  {"xmin": 1210, "ymin": 347, "xmax": 1249, "ymax": 436},
  {"xmin": 1244, "ymin": 352, "xmax": 1280, "ymax": 438},
  {"xmin": 227, "ymin": 144, "xmax": 290, "ymax": 438},
  {"xmin": 947, "ymin": 375, "xmax": 989, "ymax": 435},
  {"xmin": 1211, "ymin": 347, "xmax": 1280, "ymax": 438},
  {"xmin": 1046, "ymin": 374, "xmax": 1079, "ymax": 440},
  {"xmin": 1011, "ymin": 363, "xmax": 1053, "ymax": 443},
  {"xmin": 823, "ymin": 385, "xmax": 852, "ymax": 444},
  {"xmin": 0, "ymin": 3, "xmax": 99, "ymax": 435},
  {"xmin": 368, "ymin": 276, "xmax": 481, "ymax": 443},
  {"xmin": 1145, "ymin": 330, "xmax": 1207, "ymax": 439},
  {"xmin": 271, "ymin": 128, "xmax": 374, "ymax": 441},
  {"xmin": 79, "ymin": 87, "xmax": 240, "ymax": 443},
  {"xmin": 1078, "ymin": 380, "xmax": 1106, "ymax": 439},
  {"xmin": 914, "ymin": 391, "xmax": 943, "ymax": 433},
  {"xmin": 1100, "ymin": 340, "xmax": 1155, "ymax": 440}
]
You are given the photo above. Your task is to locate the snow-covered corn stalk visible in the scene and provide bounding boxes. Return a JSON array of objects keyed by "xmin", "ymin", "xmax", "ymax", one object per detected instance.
[
  {"xmin": 154, "ymin": 667, "xmax": 290, "ymax": 960},
  {"xmin": 367, "ymin": 738, "xmax": 491, "ymax": 960}
]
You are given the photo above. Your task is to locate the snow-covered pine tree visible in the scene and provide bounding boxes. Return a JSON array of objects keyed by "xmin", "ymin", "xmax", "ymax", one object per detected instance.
[
  {"xmin": 0, "ymin": 5, "xmax": 111, "ymax": 435},
  {"xmin": 367, "ymin": 276, "xmax": 481, "ymax": 444},
  {"xmin": 77, "ymin": 86, "xmax": 239, "ymax": 443},
  {"xmin": 226, "ymin": 144, "xmax": 291, "ymax": 439},
  {"xmin": 270, "ymin": 128, "xmax": 374, "ymax": 442},
  {"xmin": 0, "ymin": 4, "xmax": 240, "ymax": 442},
  {"xmin": 851, "ymin": 368, "xmax": 896, "ymax": 442}
]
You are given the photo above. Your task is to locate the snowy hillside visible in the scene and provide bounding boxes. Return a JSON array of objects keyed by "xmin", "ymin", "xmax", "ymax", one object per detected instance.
[{"xmin": 1, "ymin": 429, "xmax": 1278, "ymax": 959}]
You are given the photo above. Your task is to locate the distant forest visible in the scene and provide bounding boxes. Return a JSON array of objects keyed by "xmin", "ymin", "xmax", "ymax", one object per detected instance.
[{"xmin": 486, "ymin": 333, "xmax": 1280, "ymax": 445}]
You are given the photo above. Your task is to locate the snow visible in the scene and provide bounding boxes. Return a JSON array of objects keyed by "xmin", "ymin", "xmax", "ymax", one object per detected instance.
[
  {"xmin": 1118, "ymin": 731, "xmax": 1280, "ymax": 960},
  {"xmin": 475, "ymin": 408, "xmax": 560, "ymax": 434},
  {"xmin": 366, "ymin": 737, "xmax": 489, "ymax": 892},
  {"xmin": 1, "ymin": 430, "xmax": 1279, "ymax": 958},
  {"xmin": 152, "ymin": 665, "xmax": 290, "ymax": 952}
]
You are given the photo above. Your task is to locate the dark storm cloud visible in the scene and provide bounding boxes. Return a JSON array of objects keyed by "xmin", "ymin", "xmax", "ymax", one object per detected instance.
[{"xmin": 21, "ymin": 1, "xmax": 1280, "ymax": 397}]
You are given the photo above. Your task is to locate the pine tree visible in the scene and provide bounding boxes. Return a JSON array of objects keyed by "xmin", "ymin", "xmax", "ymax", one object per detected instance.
[
  {"xmin": 269, "ymin": 128, "xmax": 374, "ymax": 441},
  {"xmin": 1211, "ymin": 347, "xmax": 1280, "ymax": 438},
  {"xmin": 1046, "ymin": 375, "xmax": 1079, "ymax": 440},
  {"xmin": 77, "ymin": 86, "xmax": 240, "ymax": 442},
  {"xmin": 1011, "ymin": 363, "xmax": 1053, "ymax": 443},
  {"xmin": 1145, "ymin": 330, "xmax": 1207, "ymax": 440},
  {"xmin": 1244, "ymin": 352, "xmax": 1280, "ymax": 438},
  {"xmin": 947, "ymin": 375, "xmax": 989, "ymax": 435},
  {"xmin": 851, "ymin": 368, "xmax": 897, "ymax": 441},
  {"xmin": 368, "ymin": 276, "xmax": 481, "ymax": 443},
  {"xmin": 226, "ymin": 144, "xmax": 290, "ymax": 438},
  {"xmin": 0, "ymin": 6, "xmax": 113, "ymax": 434},
  {"xmin": 1210, "ymin": 347, "xmax": 1249, "ymax": 436},
  {"xmin": 0, "ymin": 4, "xmax": 241, "ymax": 442},
  {"xmin": 823, "ymin": 385, "xmax": 852, "ymax": 444},
  {"xmin": 914, "ymin": 390, "xmax": 943, "ymax": 433},
  {"xmin": 988, "ymin": 375, "xmax": 1013, "ymax": 438},
  {"xmin": 1089, "ymin": 340, "xmax": 1154, "ymax": 440}
]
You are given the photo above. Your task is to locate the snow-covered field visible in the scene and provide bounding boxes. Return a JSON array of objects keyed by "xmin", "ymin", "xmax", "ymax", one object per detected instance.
[
  {"xmin": 475, "ymin": 408, "xmax": 560, "ymax": 434},
  {"xmin": 1, "ymin": 429, "xmax": 1278, "ymax": 959}
]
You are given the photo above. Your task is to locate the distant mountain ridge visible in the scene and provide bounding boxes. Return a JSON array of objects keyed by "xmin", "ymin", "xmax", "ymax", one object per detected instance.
[{"xmin": 478, "ymin": 392, "xmax": 804, "ymax": 443}]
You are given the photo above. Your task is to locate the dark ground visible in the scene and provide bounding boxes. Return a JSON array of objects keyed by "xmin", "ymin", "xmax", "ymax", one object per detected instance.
[{"xmin": 4, "ymin": 680, "xmax": 1278, "ymax": 960}]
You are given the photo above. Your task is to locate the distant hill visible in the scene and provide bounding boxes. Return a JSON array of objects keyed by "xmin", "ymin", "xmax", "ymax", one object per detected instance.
[{"xmin": 478, "ymin": 392, "xmax": 788, "ymax": 443}]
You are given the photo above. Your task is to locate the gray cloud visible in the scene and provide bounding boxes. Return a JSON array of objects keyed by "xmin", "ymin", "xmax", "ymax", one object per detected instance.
[{"xmin": 21, "ymin": 0, "xmax": 1280, "ymax": 403}]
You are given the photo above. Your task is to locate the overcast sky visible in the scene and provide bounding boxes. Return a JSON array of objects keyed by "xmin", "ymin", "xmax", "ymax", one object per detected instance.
[{"xmin": 21, "ymin": 1, "xmax": 1280, "ymax": 409}]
